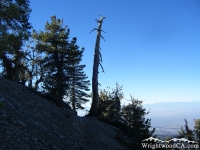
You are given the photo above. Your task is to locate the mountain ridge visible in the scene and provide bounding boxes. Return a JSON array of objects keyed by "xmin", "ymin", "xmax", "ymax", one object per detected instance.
[{"xmin": 0, "ymin": 77, "xmax": 132, "ymax": 150}]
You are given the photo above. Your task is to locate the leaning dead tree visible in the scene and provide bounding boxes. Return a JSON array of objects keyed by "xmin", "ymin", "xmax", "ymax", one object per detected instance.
[{"xmin": 88, "ymin": 16, "xmax": 106, "ymax": 116}]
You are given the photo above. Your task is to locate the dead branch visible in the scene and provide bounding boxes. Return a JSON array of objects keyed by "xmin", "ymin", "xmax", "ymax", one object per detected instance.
[
  {"xmin": 99, "ymin": 51, "xmax": 102, "ymax": 62},
  {"xmin": 89, "ymin": 28, "xmax": 98, "ymax": 34},
  {"xmin": 101, "ymin": 35, "xmax": 105, "ymax": 41},
  {"xmin": 100, "ymin": 30, "xmax": 106, "ymax": 33},
  {"xmin": 90, "ymin": 28, "xmax": 106, "ymax": 34},
  {"xmin": 99, "ymin": 62, "xmax": 105, "ymax": 73}
]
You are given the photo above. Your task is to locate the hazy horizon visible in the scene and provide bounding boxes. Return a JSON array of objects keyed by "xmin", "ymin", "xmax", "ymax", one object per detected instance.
[
  {"xmin": 145, "ymin": 100, "xmax": 200, "ymax": 136},
  {"xmin": 78, "ymin": 100, "xmax": 200, "ymax": 137}
]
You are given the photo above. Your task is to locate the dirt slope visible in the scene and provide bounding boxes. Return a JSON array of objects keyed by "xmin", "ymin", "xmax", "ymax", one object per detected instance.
[{"xmin": 0, "ymin": 77, "xmax": 131, "ymax": 150}]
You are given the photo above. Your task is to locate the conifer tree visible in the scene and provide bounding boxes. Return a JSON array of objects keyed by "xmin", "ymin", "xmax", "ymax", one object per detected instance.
[
  {"xmin": 0, "ymin": 29, "xmax": 30, "ymax": 82},
  {"xmin": 23, "ymin": 39, "xmax": 45, "ymax": 89},
  {"xmin": 98, "ymin": 88, "xmax": 111, "ymax": 118},
  {"xmin": 0, "ymin": 0, "xmax": 31, "ymax": 54},
  {"xmin": 0, "ymin": 0, "xmax": 31, "ymax": 32},
  {"xmin": 98, "ymin": 87, "xmax": 155, "ymax": 149},
  {"xmin": 194, "ymin": 119, "xmax": 200, "ymax": 145},
  {"xmin": 177, "ymin": 118, "xmax": 200, "ymax": 146},
  {"xmin": 32, "ymin": 16, "xmax": 70, "ymax": 100},
  {"xmin": 178, "ymin": 119, "xmax": 195, "ymax": 141},
  {"xmin": 98, "ymin": 83, "xmax": 123, "ymax": 121},
  {"xmin": 0, "ymin": 0, "xmax": 31, "ymax": 81},
  {"xmin": 121, "ymin": 96, "xmax": 155, "ymax": 144},
  {"xmin": 109, "ymin": 83, "xmax": 123, "ymax": 121},
  {"xmin": 66, "ymin": 37, "xmax": 90, "ymax": 111}
]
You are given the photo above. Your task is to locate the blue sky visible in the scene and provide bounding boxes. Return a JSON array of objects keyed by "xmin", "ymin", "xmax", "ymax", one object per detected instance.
[{"xmin": 29, "ymin": 0, "xmax": 200, "ymax": 106}]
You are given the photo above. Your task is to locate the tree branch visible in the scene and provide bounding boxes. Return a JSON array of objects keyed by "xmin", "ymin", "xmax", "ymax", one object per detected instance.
[
  {"xmin": 101, "ymin": 35, "xmax": 105, "ymax": 41},
  {"xmin": 89, "ymin": 28, "xmax": 106, "ymax": 34},
  {"xmin": 99, "ymin": 62, "xmax": 105, "ymax": 73},
  {"xmin": 99, "ymin": 50, "xmax": 102, "ymax": 62},
  {"xmin": 89, "ymin": 28, "xmax": 98, "ymax": 34}
]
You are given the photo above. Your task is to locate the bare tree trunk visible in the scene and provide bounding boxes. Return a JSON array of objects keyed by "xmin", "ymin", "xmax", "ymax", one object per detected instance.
[{"xmin": 88, "ymin": 16, "xmax": 106, "ymax": 116}]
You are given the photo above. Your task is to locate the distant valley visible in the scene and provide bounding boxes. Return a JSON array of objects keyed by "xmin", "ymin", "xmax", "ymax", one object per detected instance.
[
  {"xmin": 78, "ymin": 100, "xmax": 200, "ymax": 139},
  {"xmin": 144, "ymin": 101, "xmax": 200, "ymax": 139}
]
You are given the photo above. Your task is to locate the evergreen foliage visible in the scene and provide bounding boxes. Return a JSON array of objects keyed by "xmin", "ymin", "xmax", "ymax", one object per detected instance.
[
  {"xmin": 0, "ymin": 0, "xmax": 32, "ymax": 32},
  {"xmin": 98, "ymin": 84, "xmax": 155, "ymax": 149},
  {"xmin": 67, "ymin": 37, "xmax": 90, "ymax": 111},
  {"xmin": 98, "ymin": 83, "xmax": 123, "ymax": 121},
  {"xmin": 32, "ymin": 16, "xmax": 70, "ymax": 101},
  {"xmin": 194, "ymin": 119, "xmax": 200, "ymax": 145},
  {"xmin": 121, "ymin": 95, "xmax": 155, "ymax": 147},
  {"xmin": 98, "ymin": 88, "xmax": 112, "ymax": 118},
  {"xmin": 32, "ymin": 16, "xmax": 90, "ymax": 111},
  {"xmin": 2, "ymin": 32, "xmax": 28, "ymax": 82},
  {"xmin": 178, "ymin": 119, "xmax": 195, "ymax": 141},
  {"xmin": 178, "ymin": 119, "xmax": 200, "ymax": 144},
  {"xmin": 0, "ymin": 0, "xmax": 31, "ymax": 82},
  {"xmin": 23, "ymin": 39, "xmax": 45, "ymax": 90}
]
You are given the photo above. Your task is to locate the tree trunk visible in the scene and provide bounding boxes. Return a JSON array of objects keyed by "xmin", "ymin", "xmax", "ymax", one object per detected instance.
[
  {"xmin": 28, "ymin": 78, "xmax": 32, "ymax": 88},
  {"xmin": 34, "ymin": 74, "xmax": 43, "ymax": 91},
  {"xmin": 33, "ymin": 63, "xmax": 44, "ymax": 91},
  {"xmin": 72, "ymin": 83, "xmax": 76, "ymax": 111},
  {"xmin": 0, "ymin": 53, "xmax": 14, "ymax": 79},
  {"xmin": 88, "ymin": 16, "xmax": 105, "ymax": 116}
]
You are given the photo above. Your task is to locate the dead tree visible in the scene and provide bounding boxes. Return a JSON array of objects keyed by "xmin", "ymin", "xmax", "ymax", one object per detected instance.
[{"xmin": 88, "ymin": 16, "xmax": 106, "ymax": 116}]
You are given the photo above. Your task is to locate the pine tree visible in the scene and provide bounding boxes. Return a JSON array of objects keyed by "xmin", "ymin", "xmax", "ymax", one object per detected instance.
[
  {"xmin": 0, "ymin": 0, "xmax": 31, "ymax": 32},
  {"xmin": 67, "ymin": 37, "xmax": 90, "ymax": 111},
  {"xmin": 98, "ymin": 88, "xmax": 111, "ymax": 118},
  {"xmin": 178, "ymin": 119, "xmax": 195, "ymax": 141},
  {"xmin": 121, "ymin": 95, "xmax": 155, "ymax": 144},
  {"xmin": 109, "ymin": 83, "xmax": 123, "ymax": 121},
  {"xmin": 97, "ymin": 87, "xmax": 155, "ymax": 149},
  {"xmin": 0, "ymin": 0, "xmax": 31, "ymax": 81},
  {"xmin": 23, "ymin": 38, "xmax": 45, "ymax": 90},
  {"xmin": 32, "ymin": 16, "xmax": 70, "ymax": 101},
  {"xmin": 0, "ymin": 30, "xmax": 30, "ymax": 82},
  {"xmin": 98, "ymin": 83, "xmax": 123, "ymax": 121},
  {"xmin": 194, "ymin": 119, "xmax": 200, "ymax": 145},
  {"xmin": 0, "ymin": 0, "xmax": 31, "ymax": 54}
]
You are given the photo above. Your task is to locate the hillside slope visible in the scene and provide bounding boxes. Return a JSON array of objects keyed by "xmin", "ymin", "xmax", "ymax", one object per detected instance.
[{"xmin": 0, "ymin": 77, "xmax": 131, "ymax": 150}]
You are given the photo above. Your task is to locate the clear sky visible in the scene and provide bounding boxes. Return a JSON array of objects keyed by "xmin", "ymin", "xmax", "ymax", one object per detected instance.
[{"xmin": 29, "ymin": 0, "xmax": 200, "ymax": 106}]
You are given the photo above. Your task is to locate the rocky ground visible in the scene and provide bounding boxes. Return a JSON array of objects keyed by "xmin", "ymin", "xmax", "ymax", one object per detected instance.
[{"xmin": 0, "ymin": 77, "xmax": 132, "ymax": 150}]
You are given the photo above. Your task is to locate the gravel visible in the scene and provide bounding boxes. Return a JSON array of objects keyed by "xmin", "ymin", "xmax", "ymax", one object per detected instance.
[{"xmin": 0, "ymin": 77, "xmax": 131, "ymax": 150}]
